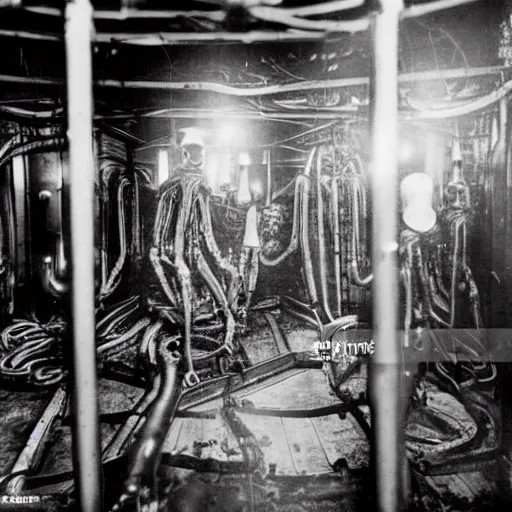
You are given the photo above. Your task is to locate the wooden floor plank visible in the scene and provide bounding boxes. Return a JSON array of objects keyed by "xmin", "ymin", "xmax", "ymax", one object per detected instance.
[
  {"xmin": 173, "ymin": 417, "xmax": 204, "ymax": 457},
  {"xmin": 185, "ymin": 369, "xmax": 308, "ymax": 414},
  {"xmin": 238, "ymin": 413, "xmax": 298, "ymax": 475},
  {"xmin": 162, "ymin": 417, "xmax": 184, "ymax": 454},
  {"xmin": 311, "ymin": 414, "xmax": 370, "ymax": 470},
  {"xmin": 240, "ymin": 369, "xmax": 340, "ymax": 410},
  {"xmin": 425, "ymin": 470, "xmax": 497, "ymax": 503},
  {"xmin": 203, "ymin": 414, "xmax": 243, "ymax": 462},
  {"xmin": 234, "ymin": 369, "xmax": 307, "ymax": 400},
  {"xmin": 281, "ymin": 417, "xmax": 332, "ymax": 475}
]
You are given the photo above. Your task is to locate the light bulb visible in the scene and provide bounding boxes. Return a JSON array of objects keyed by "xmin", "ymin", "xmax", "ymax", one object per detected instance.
[
  {"xmin": 250, "ymin": 179, "xmax": 263, "ymax": 201},
  {"xmin": 236, "ymin": 164, "xmax": 252, "ymax": 206},
  {"xmin": 451, "ymin": 138, "xmax": 462, "ymax": 162},
  {"xmin": 400, "ymin": 172, "xmax": 437, "ymax": 233},
  {"xmin": 243, "ymin": 205, "xmax": 260, "ymax": 248},
  {"xmin": 157, "ymin": 149, "xmax": 169, "ymax": 186},
  {"xmin": 491, "ymin": 115, "xmax": 499, "ymax": 149},
  {"xmin": 238, "ymin": 152, "xmax": 251, "ymax": 167}
]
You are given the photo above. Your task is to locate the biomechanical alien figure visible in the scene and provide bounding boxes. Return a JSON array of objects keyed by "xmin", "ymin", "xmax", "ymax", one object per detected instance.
[
  {"xmin": 235, "ymin": 152, "xmax": 261, "ymax": 314},
  {"xmin": 398, "ymin": 172, "xmax": 444, "ymax": 341},
  {"xmin": 441, "ymin": 145, "xmax": 481, "ymax": 328},
  {"xmin": 149, "ymin": 128, "xmax": 242, "ymax": 387}
]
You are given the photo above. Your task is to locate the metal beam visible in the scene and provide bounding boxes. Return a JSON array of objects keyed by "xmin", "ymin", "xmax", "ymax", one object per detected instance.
[
  {"xmin": 368, "ymin": 1, "xmax": 404, "ymax": 512},
  {"xmin": 64, "ymin": 0, "xmax": 102, "ymax": 511}
]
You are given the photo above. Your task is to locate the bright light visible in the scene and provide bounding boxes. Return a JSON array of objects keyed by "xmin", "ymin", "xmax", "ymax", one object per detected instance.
[
  {"xmin": 250, "ymin": 179, "xmax": 263, "ymax": 201},
  {"xmin": 399, "ymin": 139, "xmax": 415, "ymax": 163},
  {"xmin": 451, "ymin": 138, "xmax": 462, "ymax": 162},
  {"xmin": 204, "ymin": 152, "xmax": 219, "ymax": 191},
  {"xmin": 218, "ymin": 124, "xmax": 236, "ymax": 146},
  {"xmin": 157, "ymin": 149, "xmax": 169, "ymax": 186},
  {"xmin": 238, "ymin": 152, "xmax": 251, "ymax": 167},
  {"xmin": 217, "ymin": 122, "xmax": 246, "ymax": 148},
  {"xmin": 243, "ymin": 205, "xmax": 260, "ymax": 248},
  {"xmin": 491, "ymin": 115, "xmax": 499, "ymax": 149},
  {"xmin": 236, "ymin": 165, "xmax": 252, "ymax": 206},
  {"xmin": 400, "ymin": 172, "xmax": 436, "ymax": 233}
]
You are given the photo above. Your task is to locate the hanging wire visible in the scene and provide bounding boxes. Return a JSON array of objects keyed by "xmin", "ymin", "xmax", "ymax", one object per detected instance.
[{"xmin": 412, "ymin": 18, "xmax": 470, "ymax": 95}]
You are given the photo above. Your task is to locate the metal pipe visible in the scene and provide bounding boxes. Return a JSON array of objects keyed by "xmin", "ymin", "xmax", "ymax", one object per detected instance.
[
  {"xmin": 368, "ymin": 2, "xmax": 404, "ymax": 512},
  {"xmin": 0, "ymin": 65, "xmax": 506, "ymax": 96},
  {"xmin": 64, "ymin": 1, "xmax": 102, "ymax": 511},
  {"xmin": 316, "ymin": 148, "xmax": 335, "ymax": 322},
  {"xmin": 40, "ymin": 255, "xmax": 69, "ymax": 297},
  {"xmin": 265, "ymin": 149, "xmax": 272, "ymax": 207},
  {"xmin": 331, "ymin": 177, "xmax": 342, "ymax": 316},
  {"xmin": 0, "ymin": 0, "xmax": 478, "ymax": 43}
]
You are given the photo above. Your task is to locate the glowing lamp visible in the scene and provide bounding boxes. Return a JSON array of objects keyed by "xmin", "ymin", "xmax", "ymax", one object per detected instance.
[
  {"xmin": 236, "ymin": 152, "xmax": 252, "ymax": 206},
  {"xmin": 450, "ymin": 138, "xmax": 463, "ymax": 185},
  {"xmin": 451, "ymin": 138, "xmax": 462, "ymax": 163},
  {"xmin": 400, "ymin": 172, "xmax": 437, "ymax": 233},
  {"xmin": 238, "ymin": 151, "xmax": 251, "ymax": 167},
  {"xmin": 243, "ymin": 205, "xmax": 260, "ymax": 248},
  {"xmin": 491, "ymin": 114, "xmax": 499, "ymax": 149},
  {"xmin": 157, "ymin": 149, "xmax": 169, "ymax": 186},
  {"xmin": 250, "ymin": 178, "xmax": 263, "ymax": 201}
]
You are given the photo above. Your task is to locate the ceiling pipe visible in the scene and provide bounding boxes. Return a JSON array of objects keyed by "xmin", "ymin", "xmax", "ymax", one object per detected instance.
[
  {"xmin": 24, "ymin": 0, "xmax": 365, "ymax": 19},
  {"xmin": 64, "ymin": 0, "xmax": 102, "ymax": 511},
  {"xmin": 0, "ymin": 0, "xmax": 480, "ymax": 43},
  {"xmin": 368, "ymin": 1, "xmax": 405, "ymax": 512},
  {"xmin": 0, "ymin": 65, "xmax": 506, "ymax": 97}
]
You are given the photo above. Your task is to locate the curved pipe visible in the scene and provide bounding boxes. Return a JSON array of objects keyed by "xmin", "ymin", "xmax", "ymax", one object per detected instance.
[
  {"xmin": 316, "ymin": 148, "xmax": 335, "ymax": 322},
  {"xmin": 98, "ymin": 177, "xmax": 130, "ymax": 301},
  {"xmin": 40, "ymin": 256, "xmax": 69, "ymax": 298},
  {"xmin": 321, "ymin": 315, "xmax": 360, "ymax": 343},
  {"xmin": 260, "ymin": 179, "xmax": 301, "ymax": 266},
  {"xmin": 0, "ymin": 138, "xmax": 66, "ymax": 170},
  {"xmin": 401, "ymin": 264, "xmax": 412, "ymax": 348},
  {"xmin": 330, "ymin": 175, "xmax": 342, "ymax": 316},
  {"xmin": 349, "ymin": 173, "xmax": 373, "ymax": 287},
  {"xmin": 299, "ymin": 148, "xmax": 319, "ymax": 304},
  {"xmin": 405, "ymin": 78, "xmax": 512, "ymax": 120},
  {"xmin": 261, "ymin": 148, "xmax": 317, "ymax": 271},
  {"xmin": 117, "ymin": 347, "xmax": 181, "ymax": 512},
  {"xmin": 54, "ymin": 234, "xmax": 68, "ymax": 279},
  {"xmin": 0, "ymin": 135, "xmax": 20, "ymax": 163}
]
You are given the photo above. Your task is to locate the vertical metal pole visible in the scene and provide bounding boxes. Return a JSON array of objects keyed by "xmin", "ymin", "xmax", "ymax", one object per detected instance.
[
  {"xmin": 265, "ymin": 149, "xmax": 272, "ymax": 207},
  {"xmin": 368, "ymin": 1, "xmax": 404, "ymax": 512},
  {"xmin": 64, "ymin": 1, "xmax": 102, "ymax": 511}
]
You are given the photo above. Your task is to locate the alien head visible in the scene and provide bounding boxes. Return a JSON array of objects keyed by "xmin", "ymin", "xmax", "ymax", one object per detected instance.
[{"xmin": 179, "ymin": 128, "xmax": 206, "ymax": 171}]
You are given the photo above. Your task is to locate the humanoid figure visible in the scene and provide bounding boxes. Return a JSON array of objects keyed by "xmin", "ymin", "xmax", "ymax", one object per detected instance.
[{"xmin": 150, "ymin": 128, "xmax": 241, "ymax": 387}]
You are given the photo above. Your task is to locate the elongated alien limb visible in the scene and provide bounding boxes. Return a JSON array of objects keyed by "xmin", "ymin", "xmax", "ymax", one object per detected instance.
[
  {"xmin": 195, "ymin": 251, "xmax": 236, "ymax": 355},
  {"xmin": 150, "ymin": 181, "xmax": 182, "ymax": 308},
  {"xmin": 170, "ymin": 177, "xmax": 201, "ymax": 387},
  {"xmin": 196, "ymin": 191, "xmax": 241, "ymax": 309}
]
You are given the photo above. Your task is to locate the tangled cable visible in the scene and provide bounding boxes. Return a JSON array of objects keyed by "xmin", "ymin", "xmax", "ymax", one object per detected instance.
[
  {"xmin": 0, "ymin": 318, "xmax": 67, "ymax": 387},
  {"xmin": 0, "ymin": 296, "xmax": 150, "ymax": 388}
]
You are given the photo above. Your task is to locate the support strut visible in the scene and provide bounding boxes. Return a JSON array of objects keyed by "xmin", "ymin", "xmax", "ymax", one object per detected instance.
[
  {"xmin": 65, "ymin": 1, "xmax": 102, "ymax": 510},
  {"xmin": 368, "ymin": 2, "xmax": 404, "ymax": 512}
]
